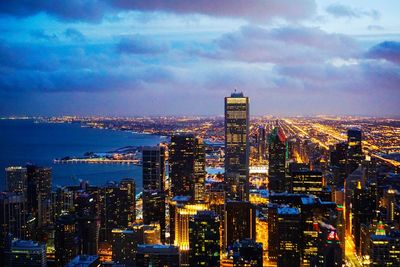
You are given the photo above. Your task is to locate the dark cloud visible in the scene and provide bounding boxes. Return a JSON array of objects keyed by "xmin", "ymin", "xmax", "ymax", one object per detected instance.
[
  {"xmin": 0, "ymin": 1, "xmax": 108, "ymax": 22},
  {"xmin": 197, "ymin": 25, "xmax": 358, "ymax": 64},
  {"xmin": 367, "ymin": 41, "xmax": 400, "ymax": 64},
  {"xmin": 117, "ymin": 35, "xmax": 169, "ymax": 54},
  {"xmin": 30, "ymin": 29, "xmax": 58, "ymax": 41},
  {"xmin": 0, "ymin": 0, "xmax": 316, "ymax": 23},
  {"xmin": 64, "ymin": 28, "xmax": 85, "ymax": 42},
  {"xmin": 326, "ymin": 4, "xmax": 380, "ymax": 20}
]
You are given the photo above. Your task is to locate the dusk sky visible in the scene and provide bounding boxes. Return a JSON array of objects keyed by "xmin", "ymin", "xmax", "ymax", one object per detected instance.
[{"xmin": 0, "ymin": 0, "xmax": 399, "ymax": 117}]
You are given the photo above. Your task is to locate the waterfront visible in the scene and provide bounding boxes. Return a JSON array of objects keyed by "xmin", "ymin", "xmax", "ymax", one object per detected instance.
[{"xmin": 0, "ymin": 119, "xmax": 165, "ymax": 190}]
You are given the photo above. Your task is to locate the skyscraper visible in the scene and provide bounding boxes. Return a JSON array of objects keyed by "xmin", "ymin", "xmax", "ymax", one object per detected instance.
[
  {"xmin": 224, "ymin": 91, "xmax": 249, "ymax": 201},
  {"xmin": 136, "ymin": 244, "xmax": 180, "ymax": 267},
  {"xmin": 232, "ymin": 238, "xmax": 263, "ymax": 267},
  {"xmin": 26, "ymin": 165, "xmax": 52, "ymax": 228},
  {"xmin": 5, "ymin": 166, "xmax": 27, "ymax": 195},
  {"xmin": 268, "ymin": 127, "xmax": 288, "ymax": 193},
  {"xmin": 291, "ymin": 170, "xmax": 323, "ymax": 197},
  {"xmin": 55, "ymin": 214, "xmax": 78, "ymax": 267},
  {"xmin": 142, "ymin": 146, "xmax": 166, "ymax": 192},
  {"xmin": 257, "ymin": 126, "xmax": 267, "ymax": 161},
  {"xmin": 142, "ymin": 146, "xmax": 167, "ymax": 243},
  {"xmin": 169, "ymin": 133, "xmax": 206, "ymax": 200},
  {"xmin": 189, "ymin": 211, "xmax": 220, "ymax": 266},
  {"xmin": 224, "ymin": 201, "xmax": 256, "ymax": 248},
  {"xmin": 347, "ymin": 128, "xmax": 363, "ymax": 176}
]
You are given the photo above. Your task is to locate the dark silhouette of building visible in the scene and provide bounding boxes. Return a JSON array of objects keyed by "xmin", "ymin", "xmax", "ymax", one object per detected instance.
[
  {"xmin": 268, "ymin": 127, "xmax": 288, "ymax": 193},
  {"xmin": 232, "ymin": 238, "xmax": 263, "ymax": 267},
  {"xmin": 346, "ymin": 128, "xmax": 363, "ymax": 176},
  {"xmin": 169, "ymin": 133, "xmax": 206, "ymax": 201},
  {"xmin": 189, "ymin": 211, "xmax": 220, "ymax": 266},
  {"xmin": 311, "ymin": 223, "xmax": 342, "ymax": 267},
  {"xmin": 55, "ymin": 214, "xmax": 78, "ymax": 267},
  {"xmin": 142, "ymin": 146, "xmax": 166, "ymax": 242},
  {"xmin": 225, "ymin": 201, "xmax": 256, "ymax": 248},
  {"xmin": 291, "ymin": 170, "xmax": 323, "ymax": 197},
  {"xmin": 136, "ymin": 244, "xmax": 180, "ymax": 267},
  {"xmin": 224, "ymin": 91, "xmax": 250, "ymax": 201},
  {"xmin": 329, "ymin": 142, "xmax": 347, "ymax": 187},
  {"xmin": 5, "ymin": 166, "xmax": 27, "ymax": 195}
]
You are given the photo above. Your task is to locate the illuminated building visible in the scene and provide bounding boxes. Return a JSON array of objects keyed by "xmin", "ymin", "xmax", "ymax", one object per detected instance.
[
  {"xmin": 66, "ymin": 255, "xmax": 100, "ymax": 267},
  {"xmin": 277, "ymin": 207, "xmax": 301, "ymax": 267},
  {"xmin": 188, "ymin": 211, "xmax": 220, "ymax": 266},
  {"xmin": 143, "ymin": 191, "xmax": 166, "ymax": 243},
  {"xmin": 268, "ymin": 127, "xmax": 288, "ymax": 193},
  {"xmin": 384, "ymin": 188, "xmax": 399, "ymax": 222},
  {"xmin": 224, "ymin": 91, "xmax": 249, "ymax": 201},
  {"xmin": 291, "ymin": 170, "xmax": 323, "ymax": 197},
  {"xmin": 224, "ymin": 201, "xmax": 256, "ymax": 248},
  {"xmin": 232, "ymin": 238, "xmax": 263, "ymax": 267},
  {"xmin": 100, "ymin": 179, "xmax": 136, "ymax": 242},
  {"xmin": 136, "ymin": 244, "xmax": 179, "ymax": 267},
  {"xmin": 55, "ymin": 214, "xmax": 78, "ymax": 267},
  {"xmin": 329, "ymin": 142, "xmax": 347, "ymax": 187},
  {"xmin": 347, "ymin": 128, "xmax": 363, "ymax": 176},
  {"xmin": 74, "ymin": 191, "xmax": 100, "ymax": 255},
  {"xmin": 5, "ymin": 166, "xmax": 27, "ymax": 195},
  {"xmin": 5, "ymin": 239, "xmax": 46, "ymax": 267},
  {"xmin": 170, "ymin": 133, "xmax": 206, "ymax": 201},
  {"xmin": 142, "ymin": 146, "xmax": 167, "ymax": 242},
  {"xmin": 310, "ymin": 223, "xmax": 342, "ymax": 267},
  {"xmin": 268, "ymin": 193, "xmax": 338, "ymax": 264}
]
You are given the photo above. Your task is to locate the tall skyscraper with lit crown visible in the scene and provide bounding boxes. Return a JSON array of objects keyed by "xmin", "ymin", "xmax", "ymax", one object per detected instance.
[{"xmin": 224, "ymin": 91, "xmax": 249, "ymax": 201}]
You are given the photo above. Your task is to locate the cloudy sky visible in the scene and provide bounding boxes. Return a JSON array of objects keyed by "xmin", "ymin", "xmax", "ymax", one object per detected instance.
[{"xmin": 0, "ymin": 0, "xmax": 399, "ymax": 116}]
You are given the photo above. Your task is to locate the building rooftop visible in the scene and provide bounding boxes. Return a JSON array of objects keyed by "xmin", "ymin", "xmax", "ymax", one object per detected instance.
[
  {"xmin": 277, "ymin": 207, "xmax": 300, "ymax": 215},
  {"xmin": 137, "ymin": 244, "xmax": 179, "ymax": 255},
  {"xmin": 66, "ymin": 255, "xmax": 99, "ymax": 266}
]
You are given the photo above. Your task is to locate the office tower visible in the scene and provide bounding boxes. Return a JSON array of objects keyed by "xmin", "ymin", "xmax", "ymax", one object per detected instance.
[
  {"xmin": 143, "ymin": 191, "xmax": 166, "ymax": 243},
  {"xmin": 169, "ymin": 133, "xmax": 206, "ymax": 200},
  {"xmin": 310, "ymin": 224, "xmax": 342, "ymax": 267},
  {"xmin": 367, "ymin": 225, "xmax": 400, "ymax": 266},
  {"xmin": 257, "ymin": 126, "xmax": 267, "ymax": 161},
  {"xmin": 143, "ymin": 146, "xmax": 166, "ymax": 192},
  {"xmin": 224, "ymin": 201, "xmax": 256, "ymax": 248},
  {"xmin": 384, "ymin": 188, "xmax": 398, "ymax": 222},
  {"xmin": 111, "ymin": 229, "xmax": 138, "ymax": 266},
  {"xmin": 224, "ymin": 91, "xmax": 249, "ymax": 201},
  {"xmin": 0, "ymin": 192, "xmax": 28, "ymax": 245},
  {"xmin": 268, "ymin": 127, "xmax": 288, "ymax": 193},
  {"xmin": 276, "ymin": 207, "xmax": 301, "ymax": 267},
  {"xmin": 5, "ymin": 166, "xmax": 27, "ymax": 195},
  {"xmin": 142, "ymin": 146, "xmax": 166, "ymax": 242},
  {"xmin": 5, "ymin": 239, "xmax": 46, "ymax": 267},
  {"xmin": 55, "ymin": 214, "xmax": 78, "ymax": 267},
  {"xmin": 100, "ymin": 180, "xmax": 136, "ymax": 242},
  {"xmin": 26, "ymin": 165, "xmax": 52, "ymax": 228},
  {"xmin": 136, "ymin": 244, "xmax": 180, "ymax": 267},
  {"xmin": 352, "ymin": 183, "xmax": 375, "ymax": 253},
  {"xmin": 291, "ymin": 170, "xmax": 323, "ymax": 197},
  {"xmin": 232, "ymin": 238, "xmax": 263, "ymax": 267},
  {"xmin": 74, "ymin": 191, "xmax": 100, "ymax": 255},
  {"xmin": 189, "ymin": 211, "xmax": 220, "ymax": 266},
  {"xmin": 347, "ymin": 128, "xmax": 363, "ymax": 175},
  {"xmin": 172, "ymin": 199, "xmax": 207, "ymax": 265},
  {"xmin": 66, "ymin": 255, "xmax": 100, "ymax": 267},
  {"xmin": 329, "ymin": 142, "xmax": 347, "ymax": 187}
]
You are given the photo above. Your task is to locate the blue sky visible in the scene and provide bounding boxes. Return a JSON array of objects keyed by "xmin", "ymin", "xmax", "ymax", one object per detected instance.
[{"xmin": 0, "ymin": 0, "xmax": 399, "ymax": 116}]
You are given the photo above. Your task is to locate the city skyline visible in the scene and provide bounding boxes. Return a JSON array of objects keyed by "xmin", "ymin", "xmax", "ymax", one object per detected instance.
[{"xmin": 0, "ymin": 1, "xmax": 399, "ymax": 117}]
